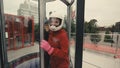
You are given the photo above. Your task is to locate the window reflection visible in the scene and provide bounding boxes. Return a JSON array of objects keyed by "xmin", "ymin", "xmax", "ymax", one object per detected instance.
[
  {"xmin": 83, "ymin": 0, "xmax": 120, "ymax": 68},
  {"xmin": 3, "ymin": 0, "xmax": 39, "ymax": 68}
]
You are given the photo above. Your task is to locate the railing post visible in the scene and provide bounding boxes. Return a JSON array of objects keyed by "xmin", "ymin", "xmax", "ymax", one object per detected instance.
[{"xmin": 38, "ymin": 0, "xmax": 46, "ymax": 68}]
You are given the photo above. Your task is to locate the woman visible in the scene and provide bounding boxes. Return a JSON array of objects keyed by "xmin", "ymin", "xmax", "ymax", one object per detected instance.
[{"xmin": 40, "ymin": 12, "xmax": 69, "ymax": 68}]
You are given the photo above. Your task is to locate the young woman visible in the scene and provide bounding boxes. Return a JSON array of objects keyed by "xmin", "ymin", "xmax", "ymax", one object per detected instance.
[{"xmin": 40, "ymin": 12, "xmax": 69, "ymax": 68}]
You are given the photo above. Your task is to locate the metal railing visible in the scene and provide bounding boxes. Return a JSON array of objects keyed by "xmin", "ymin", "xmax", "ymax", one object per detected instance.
[
  {"xmin": 84, "ymin": 33, "xmax": 120, "ymax": 47},
  {"xmin": 83, "ymin": 33, "xmax": 120, "ymax": 58}
]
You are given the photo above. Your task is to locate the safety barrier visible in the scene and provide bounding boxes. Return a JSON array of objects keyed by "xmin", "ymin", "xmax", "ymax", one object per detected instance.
[{"xmin": 5, "ymin": 14, "xmax": 34, "ymax": 50}]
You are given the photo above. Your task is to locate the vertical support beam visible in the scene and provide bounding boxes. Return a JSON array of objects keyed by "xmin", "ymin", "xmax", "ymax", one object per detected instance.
[
  {"xmin": 115, "ymin": 35, "xmax": 119, "ymax": 57},
  {"xmin": 0, "ymin": 0, "xmax": 8, "ymax": 68},
  {"xmin": 67, "ymin": 5, "xmax": 73, "ymax": 68},
  {"xmin": 60, "ymin": 0, "xmax": 75, "ymax": 68},
  {"xmin": 12, "ymin": 16, "xmax": 16, "ymax": 50},
  {"xmin": 61, "ymin": 0, "xmax": 74, "ymax": 39},
  {"xmin": 31, "ymin": 17, "xmax": 34, "ymax": 46},
  {"xmin": 67, "ymin": 6, "xmax": 71, "ymax": 39},
  {"xmin": 21, "ymin": 17, "xmax": 24, "ymax": 48},
  {"xmin": 21, "ymin": 17, "xmax": 25, "ymax": 48},
  {"xmin": 75, "ymin": 0, "xmax": 85, "ymax": 68},
  {"xmin": 6, "ymin": 16, "xmax": 10, "ymax": 50},
  {"xmin": 38, "ymin": 0, "xmax": 46, "ymax": 68},
  {"xmin": 0, "ymin": 32, "xmax": 1, "ymax": 68}
]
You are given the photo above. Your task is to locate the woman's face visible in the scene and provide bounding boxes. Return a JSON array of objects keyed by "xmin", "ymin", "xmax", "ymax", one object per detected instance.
[{"xmin": 49, "ymin": 18, "xmax": 60, "ymax": 26}]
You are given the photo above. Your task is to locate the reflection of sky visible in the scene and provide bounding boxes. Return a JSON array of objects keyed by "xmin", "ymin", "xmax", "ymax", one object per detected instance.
[
  {"xmin": 3, "ymin": 0, "xmax": 25, "ymax": 15},
  {"xmin": 3, "ymin": 0, "xmax": 67, "ymax": 17},
  {"xmin": 3, "ymin": 0, "xmax": 37, "ymax": 15},
  {"xmin": 85, "ymin": 0, "xmax": 120, "ymax": 27},
  {"xmin": 3, "ymin": 0, "xmax": 120, "ymax": 27}
]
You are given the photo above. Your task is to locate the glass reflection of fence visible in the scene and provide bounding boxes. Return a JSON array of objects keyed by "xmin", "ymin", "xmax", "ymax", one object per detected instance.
[
  {"xmin": 84, "ymin": 33, "xmax": 120, "ymax": 47},
  {"xmin": 83, "ymin": 33, "xmax": 120, "ymax": 58},
  {"xmin": 5, "ymin": 14, "xmax": 34, "ymax": 50}
]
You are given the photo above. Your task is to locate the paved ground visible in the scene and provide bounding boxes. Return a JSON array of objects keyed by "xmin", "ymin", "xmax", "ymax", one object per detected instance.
[
  {"xmin": 7, "ymin": 42, "xmax": 120, "ymax": 68},
  {"xmin": 82, "ymin": 50, "xmax": 120, "ymax": 68},
  {"xmin": 7, "ymin": 43, "xmax": 39, "ymax": 62},
  {"xmin": 84, "ymin": 43, "xmax": 120, "ymax": 58}
]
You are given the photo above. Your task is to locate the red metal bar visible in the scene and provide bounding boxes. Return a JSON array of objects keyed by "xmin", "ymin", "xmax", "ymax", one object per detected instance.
[
  {"xmin": 6, "ymin": 15, "xmax": 10, "ymax": 50},
  {"xmin": 5, "ymin": 14, "xmax": 35, "ymax": 50},
  {"xmin": 12, "ymin": 16, "xmax": 16, "ymax": 50},
  {"xmin": 21, "ymin": 17, "xmax": 24, "ymax": 48},
  {"xmin": 31, "ymin": 17, "xmax": 34, "ymax": 46}
]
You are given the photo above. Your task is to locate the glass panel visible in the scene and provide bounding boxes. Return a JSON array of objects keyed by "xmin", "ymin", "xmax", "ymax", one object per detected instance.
[
  {"xmin": 83, "ymin": 0, "xmax": 120, "ymax": 68},
  {"xmin": 3, "ymin": 0, "xmax": 39, "ymax": 68},
  {"xmin": 69, "ymin": 0, "xmax": 76, "ymax": 68}
]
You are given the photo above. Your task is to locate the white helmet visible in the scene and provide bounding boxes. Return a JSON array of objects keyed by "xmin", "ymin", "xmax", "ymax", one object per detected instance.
[{"xmin": 48, "ymin": 12, "xmax": 64, "ymax": 31}]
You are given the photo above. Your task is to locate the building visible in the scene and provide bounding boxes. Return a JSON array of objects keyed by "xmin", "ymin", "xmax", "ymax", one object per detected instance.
[
  {"xmin": 115, "ymin": 22, "xmax": 120, "ymax": 32},
  {"xmin": 17, "ymin": 0, "xmax": 56, "ymax": 24},
  {"xmin": 17, "ymin": 0, "xmax": 38, "ymax": 23}
]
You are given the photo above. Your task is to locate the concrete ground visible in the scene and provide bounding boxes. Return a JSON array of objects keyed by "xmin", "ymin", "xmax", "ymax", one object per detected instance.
[
  {"xmin": 82, "ymin": 50, "xmax": 120, "ymax": 68},
  {"xmin": 7, "ymin": 42, "xmax": 120, "ymax": 68}
]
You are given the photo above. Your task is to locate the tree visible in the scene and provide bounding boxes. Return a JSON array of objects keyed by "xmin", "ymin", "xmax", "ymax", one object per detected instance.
[
  {"xmin": 84, "ymin": 19, "xmax": 101, "ymax": 44},
  {"xmin": 110, "ymin": 25, "xmax": 115, "ymax": 32},
  {"xmin": 115, "ymin": 22, "xmax": 120, "ymax": 33},
  {"xmin": 71, "ymin": 19, "xmax": 76, "ymax": 33},
  {"xmin": 84, "ymin": 19, "xmax": 98, "ymax": 33},
  {"xmin": 109, "ymin": 25, "xmax": 115, "ymax": 47},
  {"xmin": 104, "ymin": 30, "xmax": 114, "ymax": 47},
  {"xmin": 34, "ymin": 23, "xmax": 40, "ymax": 41},
  {"xmin": 84, "ymin": 21, "xmax": 89, "ymax": 33},
  {"xmin": 88, "ymin": 19, "xmax": 98, "ymax": 33},
  {"xmin": 90, "ymin": 34, "xmax": 101, "ymax": 44},
  {"xmin": 63, "ymin": 16, "xmax": 76, "ymax": 36}
]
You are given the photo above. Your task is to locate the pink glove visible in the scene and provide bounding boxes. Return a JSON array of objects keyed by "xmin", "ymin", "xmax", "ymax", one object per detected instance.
[{"xmin": 40, "ymin": 40, "xmax": 54, "ymax": 55}]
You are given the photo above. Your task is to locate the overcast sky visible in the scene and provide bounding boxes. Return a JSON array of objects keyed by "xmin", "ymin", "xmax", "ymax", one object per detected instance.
[
  {"xmin": 85, "ymin": 0, "xmax": 120, "ymax": 27},
  {"xmin": 3, "ymin": 0, "xmax": 120, "ymax": 27},
  {"xmin": 3, "ymin": 0, "xmax": 25, "ymax": 14}
]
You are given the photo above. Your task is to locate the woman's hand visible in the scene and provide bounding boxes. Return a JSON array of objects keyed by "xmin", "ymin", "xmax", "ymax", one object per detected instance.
[{"xmin": 40, "ymin": 40, "xmax": 54, "ymax": 55}]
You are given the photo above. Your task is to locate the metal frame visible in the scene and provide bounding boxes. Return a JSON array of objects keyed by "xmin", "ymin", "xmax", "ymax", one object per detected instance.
[
  {"xmin": 38, "ymin": 0, "xmax": 56, "ymax": 68},
  {"xmin": 0, "ymin": 0, "xmax": 8, "ymax": 68},
  {"xmin": 61, "ymin": 0, "xmax": 85, "ymax": 68},
  {"xmin": 60, "ymin": 0, "xmax": 75, "ymax": 68},
  {"xmin": 38, "ymin": 0, "xmax": 85, "ymax": 68},
  {"xmin": 0, "ymin": 22, "xmax": 1, "ymax": 68},
  {"xmin": 60, "ymin": 0, "xmax": 74, "ymax": 6},
  {"xmin": 60, "ymin": 0, "xmax": 75, "ymax": 39},
  {"xmin": 38, "ymin": 0, "xmax": 45, "ymax": 68},
  {"xmin": 0, "ymin": 0, "xmax": 84, "ymax": 68},
  {"xmin": 75, "ymin": 0, "xmax": 85, "ymax": 68}
]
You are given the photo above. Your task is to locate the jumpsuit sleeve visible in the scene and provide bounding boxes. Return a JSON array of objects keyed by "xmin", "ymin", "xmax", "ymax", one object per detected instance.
[{"xmin": 50, "ymin": 33, "xmax": 69, "ymax": 60}]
